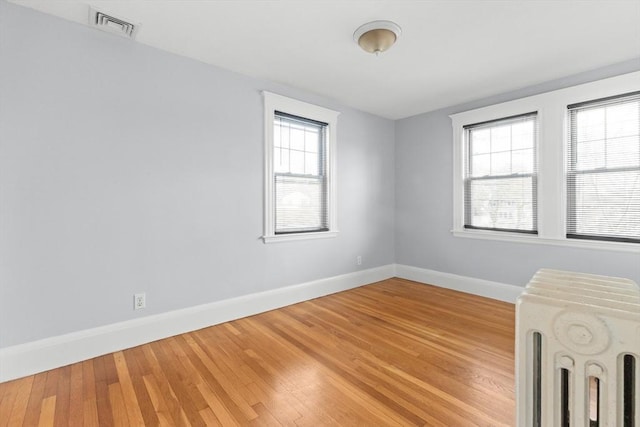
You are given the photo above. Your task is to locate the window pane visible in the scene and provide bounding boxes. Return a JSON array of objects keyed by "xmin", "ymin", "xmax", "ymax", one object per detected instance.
[
  {"xmin": 467, "ymin": 176, "xmax": 535, "ymax": 231},
  {"xmin": 606, "ymin": 102, "xmax": 639, "ymax": 139},
  {"xmin": 571, "ymin": 170, "xmax": 640, "ymax": 240},
  {"xmin": 491, "ymin": 151, "xmax": 511, "ymax": 175},
  {"xmin": 512, "ymin": 121, "xmax": 535, "ymax": 150},
  {"xmin": 290, "ymin": 150, "xmax": 305, "ymax": 174},
  {"xmin": 576, "ymin": 108, "xmax": 605, "ymax": 142},
  {"xmin": 471, "ymin": 154, "xmax": 490, "ymax": 177},
  {"xmin": 576, "ymin": 139, "xmax": 606, "ymax": 170},
  {"xmin": 275, "ymin": 175, "xmax": 326, "ymax": 232},
  {"xmin": 305, "ymin": 130, "xmax": 319, "ymax": 153},
  {"xmin": 274, "ymin": 147, "xmax": 289, "ymax": 173},
  {"xmin": 512, "ymin": 149, "xmax": 534, "ymax": 174},
  {"xmin": 276, "ymin": 121, "xmax": 289, "ymax": 149},
  {"xmin": 290, "ymin": 127, "xmax": 305, "ymax": 151},
  {"xmin": 305, "ymin": 152, "xmax": 319, "ymax": 175},
  {"xmin": 491, "ymin": 125, "xmax": 511, "ymax": 152},
  {"xmin": 607, "ymin": 136, "xmax": 640, "ymax": 168},
  {"xmin": 471, "ymin": 129, "xmax": 491, "ymax": 154}
]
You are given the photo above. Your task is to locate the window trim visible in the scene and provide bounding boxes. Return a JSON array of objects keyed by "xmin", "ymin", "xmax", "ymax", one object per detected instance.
[
  {"xmin": 262, "ymin": 91, "xmax": 340, "ymax": 243},
  {"xmin": 450, "ymin": 71, "xmax": 640, "ymax": 253}
]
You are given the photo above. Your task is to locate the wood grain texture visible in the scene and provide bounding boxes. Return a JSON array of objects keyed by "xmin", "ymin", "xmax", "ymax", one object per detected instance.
[{"xmin": 0, "ymin": 278, "xmax": 515, "ymax": 426}]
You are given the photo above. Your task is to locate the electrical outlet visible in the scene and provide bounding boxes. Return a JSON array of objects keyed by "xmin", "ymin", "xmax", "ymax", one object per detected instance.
[
  {"xmin": 356, "ymin": 255, "xmax": 362, "ymax": 266},
  {"xmin": 134, "ymin": 293, "xmax": 146, "ymax": 310}
]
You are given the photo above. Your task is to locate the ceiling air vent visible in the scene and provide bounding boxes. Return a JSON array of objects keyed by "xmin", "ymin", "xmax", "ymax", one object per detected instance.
[{"xmin": 88, "ymin": 6, "xmax": 140, "ymax": 39}]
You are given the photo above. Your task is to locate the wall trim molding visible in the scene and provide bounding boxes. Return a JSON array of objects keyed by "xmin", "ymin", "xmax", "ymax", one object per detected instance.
[
  {"xmin": 0, "ymin": 264, "xmax": 395, "ymax": 382},
  {"xmin": 395, "ymin": 264, "xmax": 522, "ymax": 304},
  {"xmin": 0, "ymin": 264, "xmax": 523, "ymax": 382}
]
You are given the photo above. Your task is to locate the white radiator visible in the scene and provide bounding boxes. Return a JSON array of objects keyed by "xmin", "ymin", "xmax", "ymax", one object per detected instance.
[{"xmin": 516, "ymin": 269, "xmax": 639, "ymax": 426}]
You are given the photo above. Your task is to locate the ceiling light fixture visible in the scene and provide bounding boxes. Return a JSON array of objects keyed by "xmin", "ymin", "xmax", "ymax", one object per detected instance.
[{"xmin": 353, "ymin": 20, "xmax": 401, "ymax": 55}]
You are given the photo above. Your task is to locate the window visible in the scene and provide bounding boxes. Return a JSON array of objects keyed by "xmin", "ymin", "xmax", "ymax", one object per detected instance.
[
  {"xmin": 451, "ymin": 71, "xmax": 640, "ymax": 252},
  {"xmin": 263, "ymin": 92, "xmax": 339, "ymax": 243},
  {"xmin": 464, "ymin": 113, "xmax": 538, "ymax": 233},
  {"xmin": 567, "ymin": 92, "xmax": 640, "ymax": 243},
  {"xmin": 274, "ymin": 112, "xmax": 327, "ymax": 234}
]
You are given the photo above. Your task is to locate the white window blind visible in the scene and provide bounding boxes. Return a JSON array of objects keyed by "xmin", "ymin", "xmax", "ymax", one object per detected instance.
[
  {"xmin": 567, "ymin": 91, "xmax": 640, "ymax": 243},
  {"xmin": 273, "ymin": 111, "xmax": 328, "ymax": 234},
  {"xmin": 463, "ymin": 113, "xmax": 538, "ymax": 233}
]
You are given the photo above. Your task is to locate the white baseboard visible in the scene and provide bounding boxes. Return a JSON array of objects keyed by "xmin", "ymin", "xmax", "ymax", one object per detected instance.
[
  {"xmin": 0, "ymin": 264, "xmax": 521, "ymax": 382},
  {"xmin": 395, "ymin": 264, "xmax": 522, "ymax": 304},
  {"xmin": 0, "ymin": 264, "xmax": 395, "ymax": 383}
]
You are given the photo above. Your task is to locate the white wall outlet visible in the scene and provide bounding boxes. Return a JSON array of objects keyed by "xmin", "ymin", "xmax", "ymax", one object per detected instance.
[
  {"xmin": 356, "ymin": 255, "xmax": 362, "ymax": 266},
  {"xmin": 134, "ymin": 293, "xmax": 146, "ymax": 310}
]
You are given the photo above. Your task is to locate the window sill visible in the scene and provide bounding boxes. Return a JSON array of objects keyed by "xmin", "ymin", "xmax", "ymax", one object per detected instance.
[
  {"xmin": 262, "ymin": 231, "xmax": 339, "ymax": 244},
  {"xmin": 452, "ymin": 229, "xmax": 639, "ymax": 253}
]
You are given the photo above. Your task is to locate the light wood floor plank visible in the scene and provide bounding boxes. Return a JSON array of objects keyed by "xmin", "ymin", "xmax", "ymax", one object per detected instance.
[
  {"xmin": 67, "ymin": 362, "xmax": 84, "ymax": 426},
  {"xmin": 121, "ymin": 348, "xmax": 159, "ymax": 426},
  {"xmin": 52, "ymin": 365, "xmax": 70, "ymax": 427},
  {"xmin": 141, "ymin": 374, "xmax": 180, "ymax": 427},
  {"xmin": 185, "ymin": 334, "xmax": 259, "ymax": 422},
  {"xmin": 37, "ymin": 396, "xmax": 56, "ymax": 427},
  {"xmin": 107, "ymin": 383, "xmax": 129, "ymax": 427},
  {"xmin": 140, "ymin": 345, "xmax": 190, "ymax": 426},
  {"xmin": 92, "ymin": 355, "xmax": 114, "ymax": 427},
  {"xmin": 195, "ymin": 381, "xmax": 240, "ymax": 427},
  {"xmin": 113, "ymin": 351, "xmax": 145, "ymax": 426},
  {"xmin": 22, "ymin": 372, "xmax": 48, "ymax": 427},
  {"xmin": 198, "ymin": 407, "xmax": 222, "ymax": 427},
  {"xmin": 0, "ymin": 278, "xmax": 516, "ymax": 425},
  {"xmin": 81, "ymin": 359, "xmax": 99, "ymax": 427},
  {"xmin": 6, "ymin": 375, "xmax": 34, "ymax": 426},
  {"xmin": 148, "ymin": 340, "xmax": 206, "ymax": 427},
  {"xmin": 0, "ymin": 379, "xmax": 20, "ymax": 427}
]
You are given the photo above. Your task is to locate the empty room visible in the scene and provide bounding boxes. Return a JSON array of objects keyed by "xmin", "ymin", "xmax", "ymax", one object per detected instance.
[{"xmin": 0, "ymin": 0, "xmax": 639, "ymax": 425}]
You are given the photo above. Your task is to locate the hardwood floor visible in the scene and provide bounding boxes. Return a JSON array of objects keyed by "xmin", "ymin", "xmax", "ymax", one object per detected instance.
[{"xmin": 0, "ymin": 278, "xmax": 516, "ymax": 426}]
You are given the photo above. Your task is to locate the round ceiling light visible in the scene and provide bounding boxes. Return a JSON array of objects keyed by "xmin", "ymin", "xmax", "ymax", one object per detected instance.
[{"xmin": 353, "ymin": 20, "xmax": 402, "ymax": 55}]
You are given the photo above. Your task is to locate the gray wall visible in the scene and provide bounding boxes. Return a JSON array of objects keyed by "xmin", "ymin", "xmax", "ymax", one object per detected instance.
[
  {"xmin": 2, "ymin": 0, "xmax": 638, "ymax": 351},
  {"xmin": 0, "ymin": 1, "xmax": 395, "ymax": 348},
  {"xmin": 395, "ymin": 59, "xmax": 640, "ymax": 287}
]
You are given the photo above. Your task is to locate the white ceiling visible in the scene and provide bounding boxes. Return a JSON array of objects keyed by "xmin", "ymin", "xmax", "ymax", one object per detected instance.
[{"xmin": 8, "ymin": 0, "xmax": 640, "ymax": 119}]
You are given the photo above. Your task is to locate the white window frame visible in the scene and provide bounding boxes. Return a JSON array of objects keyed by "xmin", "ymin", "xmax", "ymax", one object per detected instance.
[
  {"xmin": 262, "ymin": 91, "xmax": 340, "ymax": 243},
  {"xmin": 451, "ymin": 71, "xmax": 640, "ymax": 253}
]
